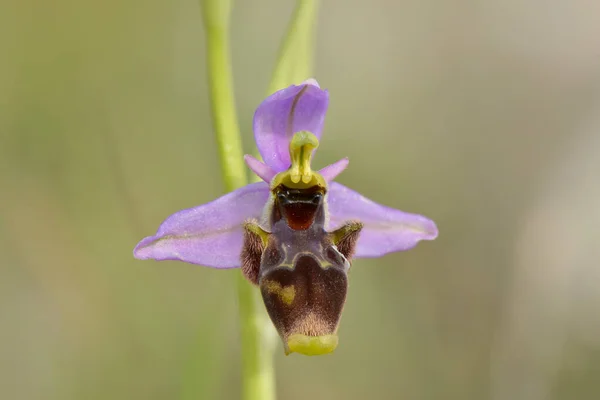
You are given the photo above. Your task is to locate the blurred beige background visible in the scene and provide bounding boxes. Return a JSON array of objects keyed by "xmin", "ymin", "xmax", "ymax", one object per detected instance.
[{"xmin": 2, "ymin": 0, "xmax": 600, "ymax": 399}]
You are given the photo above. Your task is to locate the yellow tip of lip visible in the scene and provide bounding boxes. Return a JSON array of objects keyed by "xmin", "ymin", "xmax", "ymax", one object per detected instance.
[{"xmin": 286, "ymin": 334, "xmax": 338, "ymax": 356}]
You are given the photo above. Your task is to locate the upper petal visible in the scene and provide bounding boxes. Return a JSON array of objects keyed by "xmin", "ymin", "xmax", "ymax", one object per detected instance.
[
  {"xmin": 253, "ymin": 79, "xmax": 329, "ymax": 172},
  {"xmin": 327, "ymin": 182, "xmax": 438, "ymax": 258},
  {"xmin": 133, "ymin": 182, "xmax": 270, "ymax": 268}
]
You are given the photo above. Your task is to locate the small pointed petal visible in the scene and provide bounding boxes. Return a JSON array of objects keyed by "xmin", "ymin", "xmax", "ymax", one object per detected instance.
[
  {"xmin": 133, "ymin": 182, "xmax": 270, "ymax": 268},
  {"xmin": 253, "ymin": 80, "xmax": 329, "ymax": 172},
  {"xmin": 244, "ymin": 154, "xmax": 276, "ymax": 182},
  {"xmin": 319, "ymin": 158, "xmax": 349, "ymax": 182},
  {"xmin": 327, "ymin": 182, "xmax": 438, "ymax": 258}
]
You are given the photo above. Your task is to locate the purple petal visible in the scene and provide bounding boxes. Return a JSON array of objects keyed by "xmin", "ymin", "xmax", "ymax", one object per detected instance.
[
  {"xmin": 327, "ymin": 182, "xmax": 438, "ymax": 258},
  {"xmin": 133, "ymin": 182, "xmax": 270, "ymax": 268},
  {"xmin": 244, "ymin": 154, "xmax": 276, "ymax": 183},
  {"xmin": 319, "ymin": 158, "xmax": 349, "ymax": 182},
  {"xmin": 253, "ymin": 79, "xmax": 329, "ymax": 172}
]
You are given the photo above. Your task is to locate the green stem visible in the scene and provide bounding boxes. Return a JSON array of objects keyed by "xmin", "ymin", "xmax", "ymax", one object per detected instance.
[
  {"xmin": 267, "ymin": 0, "xmax": 319, "ymax": 95},
  {"xmin": 200, "ymin": 1, "xmax": 275, "ymax": 400},
  {"xmin": 202, "ymin": 22, "xmax": 246, "ymax": 189},
  {"xmin": 236, "ymin": 276, "xmax": 276, "ymax": 400}
]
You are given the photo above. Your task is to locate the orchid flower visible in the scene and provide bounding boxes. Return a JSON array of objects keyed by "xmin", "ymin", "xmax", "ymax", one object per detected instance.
[{"xmin": 133, "ymin": 79, "xmax": 438, "ymax": 356}]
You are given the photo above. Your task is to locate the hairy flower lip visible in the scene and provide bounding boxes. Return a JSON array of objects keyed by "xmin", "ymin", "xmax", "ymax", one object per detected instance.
[{"xmin": 133, "ymin": 78, "xmax": 438, "ymax": 358}]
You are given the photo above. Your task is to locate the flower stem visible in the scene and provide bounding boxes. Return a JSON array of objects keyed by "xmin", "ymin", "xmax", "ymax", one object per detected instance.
[
  {"xmin": 200, "ymin": 1, "xmax": 275, "ymax": 400},
  {"xmin": 267, "ymin": 0, "xmax": 320, "ymax": 95},
  {"xmin": 201, "ymin": 0, "xmax": 246, "ymax": 191}
]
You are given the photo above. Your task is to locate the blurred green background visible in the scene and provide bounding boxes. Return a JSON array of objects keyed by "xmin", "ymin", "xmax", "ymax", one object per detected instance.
[{"xmin": 2, "ymin": 0, "xmax": 600, "ymax": 399}]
